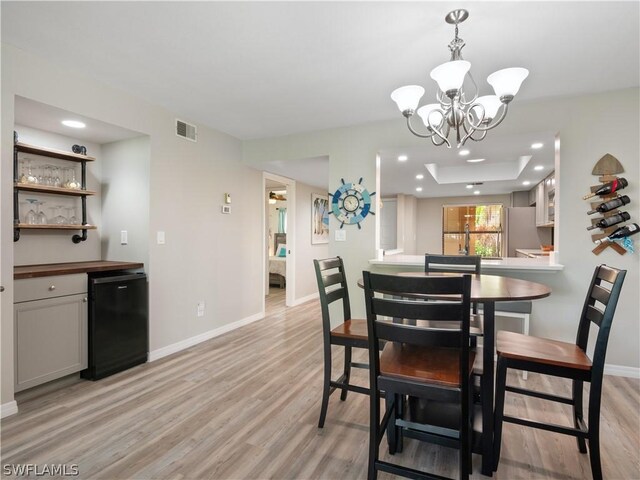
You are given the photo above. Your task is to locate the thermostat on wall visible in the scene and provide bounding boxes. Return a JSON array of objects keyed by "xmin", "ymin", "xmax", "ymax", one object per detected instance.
[{"xmin": 221, "ymin": 205, "xmax": 231, "ymax": 214}]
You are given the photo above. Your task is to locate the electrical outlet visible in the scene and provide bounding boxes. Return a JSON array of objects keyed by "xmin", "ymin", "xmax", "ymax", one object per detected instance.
[
  {"xmin": 157, "ymin": 231, "xmax": 166, "ymax": 244},
  {"xmin": 335, "ymin": 229, "xmax": 346, "ymax": 241},
  {"xmin": 120, "ymin": 230, "xmax": 128, "ymax": 245},
  {"xmin": 197, "ymin": 301, "xmax": 205, "ymax": 317}
]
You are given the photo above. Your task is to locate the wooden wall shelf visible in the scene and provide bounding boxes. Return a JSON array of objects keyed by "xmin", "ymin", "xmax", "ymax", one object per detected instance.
[
  {"xmin": 15, "ymin": 142, "xmax": 96, "ymax": 163},
  {"xmin": 17, "ymin": 224, "xmax": 97, "ymax": 230},
  {"xmin": 15, "ymin": 183, "xmax": 96, "ymax": 196}
]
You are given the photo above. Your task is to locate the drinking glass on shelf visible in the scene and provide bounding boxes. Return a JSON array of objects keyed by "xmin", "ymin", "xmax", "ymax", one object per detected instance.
[
  {"xmin": 18, "ymin": 159, "xmax": 27, "ymax": 183},
  {"xmin": 35, "ymin": 201, "xmax": 48, "ymax": 225},
  {"xmin": 53, "ymin": 205, "xmax": 67, "ymax": 225},
  {"xmin": 65, "ymin": 207, "xmax": 79, "ymax": 225},
  {"xmin": 36, "ymin": 164, "xmax": 46, "ymax": 185},
  {"xmin": 64, "ymin": 167, "xmax": 80, "ymax": 189},
  {"xmin": 24, "ymin": 199, "xmax": 38, "ymax": 224},
  {"xmin": 42, "ymin": 165, "xmax": 53, "ymax": 186},
  {"xmin": 51, "ymin": 166, "xmax": 62, "ymax": 187},
  {"xmin": 23, "ymin": 158, "xmax": 38, "ymax": 184}
]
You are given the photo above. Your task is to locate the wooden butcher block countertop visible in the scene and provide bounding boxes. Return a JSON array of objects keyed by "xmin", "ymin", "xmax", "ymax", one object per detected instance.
[{"xmin": 14, "ymin": 261, "xmax": 144, "ymax": 279}]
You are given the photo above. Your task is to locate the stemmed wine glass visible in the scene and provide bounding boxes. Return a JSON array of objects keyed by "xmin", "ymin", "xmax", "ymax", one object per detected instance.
[
  {"xmin": 65, "ymin": 207, "xmax": 79, "ymax": 225},
  {"xmin": 36, "ymin": 201, "xmax": 48, "ymax": 225},
  {"xmin": 24, "ymin": 199, "xmax": 38, "ymax": 224},
  {"xmin": 52, "ymin": 205, "xmax": 67, "ymax": 225},
  {"xmin": 22, "ymin": 158, "xmax": 38, "ymax": 184}
]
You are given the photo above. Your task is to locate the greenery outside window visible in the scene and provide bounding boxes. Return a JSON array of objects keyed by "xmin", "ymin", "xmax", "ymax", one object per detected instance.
[{"xmin": 443, "ymin": 204, "xmax": 503, "ymax": 257}]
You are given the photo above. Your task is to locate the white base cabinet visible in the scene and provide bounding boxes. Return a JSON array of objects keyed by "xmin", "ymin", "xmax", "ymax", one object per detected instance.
[{"xmin": 14, "ymin": 274, "xmax": 87, "ymax": 392}]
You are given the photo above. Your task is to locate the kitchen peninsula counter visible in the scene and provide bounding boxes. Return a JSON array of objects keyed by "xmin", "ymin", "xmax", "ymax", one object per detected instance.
[
  {"xmin": 370, "ymin": 254, "xmax": 563, "ymax": 272},
  {"xmin": 14, "ymin": 261, "xmax": 144, "ymax": 279}
]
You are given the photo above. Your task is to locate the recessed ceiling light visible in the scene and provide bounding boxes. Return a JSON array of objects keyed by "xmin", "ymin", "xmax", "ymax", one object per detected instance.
[
  {"xmin": 466, "ymin": 184, "xmax": 473, "ymax": 189},
  {"xmin": 459, "ymin": 149, "xmax": 470, "ymax": 156},
  {"xmin": 416, "ymin": 187, "xmax": 423, "ymax": 192},
  {"xmin": 531, "ymin": 142, "xmax": 544, "ymax": 149},
  {"xmin": 61, "ymin": 120, "xmax": 86, "ymax": 129},
  {"xmin": 534, "ymin": 165, "xmax": 544, "ymax": 171},
  {"xmin": 398, "ymin": 155, "xmax": 408, "ymax": 162},
  {"xmin": 473, "ymin": 190, "xmax": 480, "ymax": 195},
  {"xmin": 466, "ymin": 158, "xmax": 485, "ymax": 163},
  {"xmin": 416, "ymin": 174, "xmax": 424, "ymax": 180},
  {"xmin": 522, "ymin": 181, "xmax": 531, "ymax": 186}
]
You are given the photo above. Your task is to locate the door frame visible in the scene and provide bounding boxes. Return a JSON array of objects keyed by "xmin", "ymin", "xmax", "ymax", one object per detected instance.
[{"xmin": 262, "ymin": 172, "xmax": 296, "ymax": 308}]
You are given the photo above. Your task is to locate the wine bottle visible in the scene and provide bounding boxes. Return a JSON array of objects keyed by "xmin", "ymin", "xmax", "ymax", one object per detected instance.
[
  {"xmin": 594, "ymin": 223, "xmax": 639, "ymax": 245},
  {"xmin": 583, "ymin": 177, "xmax": 628, "ymax": 199},
  {"xmin": 586, "ymin": 212, "xmax": 631, "ymax": 230},
  {"xmin": 587, "ymin": 195, "xmax": 630, "ymax": 215}
]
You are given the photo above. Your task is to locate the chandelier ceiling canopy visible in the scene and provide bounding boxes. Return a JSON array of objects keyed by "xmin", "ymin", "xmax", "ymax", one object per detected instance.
[{"xmin": 390, "ymin": 9, "xmax": 529, "ymax": 149}]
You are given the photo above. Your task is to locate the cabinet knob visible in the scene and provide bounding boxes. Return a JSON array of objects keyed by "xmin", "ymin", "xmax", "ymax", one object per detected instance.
[
  {"xmin": 83, "ymin": 297, "xmax": 88, "ymax": 303},
  {"xmin": 48, "ymin": 285, "xmax": 56, "ymax": 291},
  {"xmin": 0, "ymin": 286, "xmax": 4, "ymax": 293}
]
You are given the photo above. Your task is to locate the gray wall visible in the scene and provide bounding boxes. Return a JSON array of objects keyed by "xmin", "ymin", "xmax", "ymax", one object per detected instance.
[
  {"xmin": 294, "ymin": 182, "xmax": 329, "ymax": 300},
  {"xmin": 1, "ymin": 44, "xmax": 264, "ymax": 406},
  {"xmin": 244, "ymin": 88, "xmax": 640, "ymax": 372},
  {"xmin": 100, "ymin": 136, "xmax": 150, "ymax": 268}
]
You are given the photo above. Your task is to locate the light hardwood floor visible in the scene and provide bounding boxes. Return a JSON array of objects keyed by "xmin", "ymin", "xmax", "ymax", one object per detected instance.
[{"xmin": 2, "ymin": 292, "xmax": 639, "ymax": 479}]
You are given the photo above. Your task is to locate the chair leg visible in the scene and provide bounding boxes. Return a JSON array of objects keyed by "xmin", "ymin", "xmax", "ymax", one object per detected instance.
[
  {"xmin": 460, "ymin": 382, "xmax": 470, "ymax": 479},
  {"xmin": 493, "ymin": 356, "xmax": 508, "ymax": 472},
  {"xmin": 572, "ymin": 379, "xmax": 587, "ymax": 454},
  {"xmin": 368, "ymin": 389, "xmax": 380, "ymax": 480},
  {"xmin": 588, "ymin": 379, "xmax": 604, "ymax": 480},
  {"xmin": 318, "ymin": 343, "xmax": 332, "ymax": 428},
  {"xmin": 385, "ymin": 392, "xmax": 397, "ymax": 455},
  {"xmin": 522, "ymin": 313, "xmax": 530, "ymax": 380},
  {"xmin": 340, "ymin": 346, "xmax": 352, "ymax": 401}
]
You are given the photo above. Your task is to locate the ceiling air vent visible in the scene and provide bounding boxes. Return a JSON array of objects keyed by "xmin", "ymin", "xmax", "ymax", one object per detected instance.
[{"xmin": 176, "ymin": 119, "xmax": 197, "ymax": 142}]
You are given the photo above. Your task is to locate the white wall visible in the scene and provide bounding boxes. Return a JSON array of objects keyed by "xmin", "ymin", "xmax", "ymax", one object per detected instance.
[
  {"xmin": 398, "ymin": 194, "xmax": 417, "ymax": 255},
  {"xmin": 294, "ymin": 182, "xmax": 329, "ymax": 300},
  {"xmin": 13, "ymin": 125, "xmax": 102, "ymax": 265},
  {"xmin": 380, "ymin": 198, "xmax": 397, "ymax": 251},
  {"xmin": 1, "ymin": 44, "xmax": 264, "ymax": 406},
  {"xmin": 100, "ymin": 136, "xmax": 150, "ymax": 268},
  {"xmin": 416, "ymin": 194, "xmax": 512, "ymax": 255},
  {"xmin": 244, "ymin": 88, "xmax": 640, "ymax": 371}
]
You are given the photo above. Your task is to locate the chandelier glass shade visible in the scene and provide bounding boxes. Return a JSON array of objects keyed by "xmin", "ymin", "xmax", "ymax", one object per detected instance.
[{"xmin": 390, "ymin": 9, "xmax": 529, "ymax": 148}]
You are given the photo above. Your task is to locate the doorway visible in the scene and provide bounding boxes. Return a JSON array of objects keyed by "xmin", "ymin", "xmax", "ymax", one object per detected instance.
[{"xmin": 263, "ymin": 172, "xmax": 296, "ymax": 313}]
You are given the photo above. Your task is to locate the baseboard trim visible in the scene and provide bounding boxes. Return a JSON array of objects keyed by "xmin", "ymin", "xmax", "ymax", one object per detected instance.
[
  {"xmin": 148, "ymin": 311, "xmax": 265, "ymax": 362},
  {"xmin": 291, "ymin": 292, "xmax": 318, "ymax": 306},
  {"xmin": 604, "ymin": 364, "xmax": 640, "ymax": 379},
  {"xmin": 1, "ymin": 401, "xmax": 18, "ymax": 418}
]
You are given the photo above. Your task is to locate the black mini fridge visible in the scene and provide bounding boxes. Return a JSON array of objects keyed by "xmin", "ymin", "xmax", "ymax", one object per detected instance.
[{"xmin": 82, "ymin": 272, "xmax": 148, "ymax": 380}]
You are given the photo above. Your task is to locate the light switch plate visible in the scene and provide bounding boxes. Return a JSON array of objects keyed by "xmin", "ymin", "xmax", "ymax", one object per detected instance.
[
  {"xmin": 335, "ymin": 229, "xmax": 346, "ymax": 241},
  {"xmin": 120, "ymin": 230, "xmax": 128, "ymax": 245},
  {"xmin": 157, "ymin": 231, "xmax": 166, "ymax": 244},
  {"xmin": 197, "ymin": 301, "xmax": 205, "ymax": 317}
]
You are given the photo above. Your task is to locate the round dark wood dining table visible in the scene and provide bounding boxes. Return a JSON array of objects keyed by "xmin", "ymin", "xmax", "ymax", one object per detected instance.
[{"xmin": 359, "ymin": 272, "xmax": 552, "ymax": 476}]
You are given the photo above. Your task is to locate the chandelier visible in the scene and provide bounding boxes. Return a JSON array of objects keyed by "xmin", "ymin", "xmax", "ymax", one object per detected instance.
[{"xmin": 390, "ymin": 9, "xmax": 529, "ymax": 148}]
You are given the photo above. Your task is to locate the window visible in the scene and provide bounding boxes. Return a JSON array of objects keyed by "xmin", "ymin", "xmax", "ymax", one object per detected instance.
[{"xmin": 442, "ymin": 204, "xmax": 503, "ymax": 257}]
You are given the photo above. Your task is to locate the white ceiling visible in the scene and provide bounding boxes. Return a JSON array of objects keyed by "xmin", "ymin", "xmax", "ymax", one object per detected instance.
[
  {"xmin": 14, "ymin": 97, "xmax": 142, "ymax": 145},
  {"xmin": 3, "ymin": 2, "xmax": 637, "ymax": 197},
  {"xmin": 2, "ymin": 2, "xmax": 638, "ymax": 141},
  {"xmin": 379, "ymin": 131, "xmax": 556, "ymax": 197}
]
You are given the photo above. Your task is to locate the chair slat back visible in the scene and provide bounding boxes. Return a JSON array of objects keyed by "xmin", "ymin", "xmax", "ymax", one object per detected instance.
[
  {"xmin": 575, "ymin": 264, "xmax": 626, "ymax": 377},
  {"xmin": 425, "ymin": 254, "xmax": 481, "ymax": 274},
  {"xmin": 363, "ymin": 271, "xmax": 472, "ymax": 384},
  {"xmin": 314, "ymin": 257, "xmax": 351, "ymax": 336}
]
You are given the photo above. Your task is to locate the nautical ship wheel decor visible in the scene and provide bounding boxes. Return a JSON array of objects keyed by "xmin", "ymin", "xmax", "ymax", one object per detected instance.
[{"xmin": 330, "ymin": 177, "xmax": 376, "ymax": 229}]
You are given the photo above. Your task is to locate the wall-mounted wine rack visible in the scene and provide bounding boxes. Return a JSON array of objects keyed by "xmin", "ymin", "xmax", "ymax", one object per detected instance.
[{"xmin": 586, "ymin": 154, "xmax": 633, "ymax": 255}]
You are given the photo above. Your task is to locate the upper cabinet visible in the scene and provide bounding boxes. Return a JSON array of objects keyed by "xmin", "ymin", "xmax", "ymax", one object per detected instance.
[
  {"xmin": 530, "ymin": 172, "xmax": 555, "ymax": 227},
  {"xmin": 13, "ymin": 138, "xmax": 97, "ymax": 243}
]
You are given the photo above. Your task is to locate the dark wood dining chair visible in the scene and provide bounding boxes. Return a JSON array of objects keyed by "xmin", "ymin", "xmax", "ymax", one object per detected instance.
[
  {"xmin": 493, "ymin": 264, "xmax": 626, "ymax": 480},
  {"xmin": 363, "ymin": 271, "xmax": 474, "ymax": 480},
  {"xmin": 313, "ymin": 257, "xmax": 369, "ymax": 428}
]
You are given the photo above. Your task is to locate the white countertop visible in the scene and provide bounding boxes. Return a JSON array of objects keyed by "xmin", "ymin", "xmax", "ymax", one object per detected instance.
[
  {"xmin": 516, "ymin": 248, "xmax": 551, "ymax": 258},
  {"xmin": 369, "ymin": 254, "xmax": 563, "ymax": 272}
]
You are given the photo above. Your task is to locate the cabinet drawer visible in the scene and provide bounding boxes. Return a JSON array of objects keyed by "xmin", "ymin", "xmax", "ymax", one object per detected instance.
[{"xmin": 14, "ymin": 274, "xmax": 87, "ymax": 303}]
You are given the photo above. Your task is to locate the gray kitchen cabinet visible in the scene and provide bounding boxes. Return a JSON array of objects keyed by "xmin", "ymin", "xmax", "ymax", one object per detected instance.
[{"xmin": 14, "ymin": 274, "xmax": 87, "ymax": 392}]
